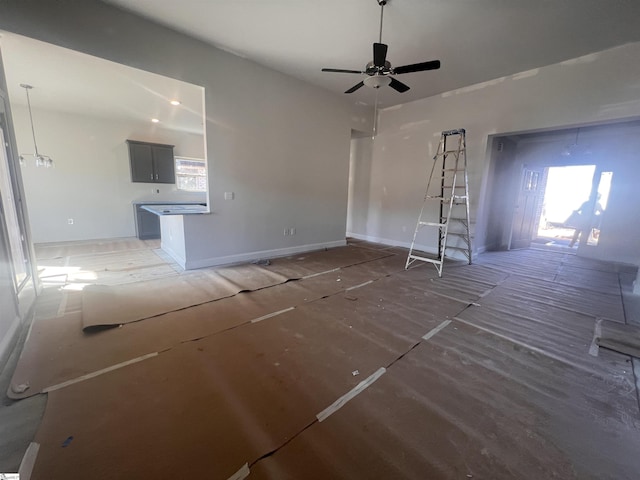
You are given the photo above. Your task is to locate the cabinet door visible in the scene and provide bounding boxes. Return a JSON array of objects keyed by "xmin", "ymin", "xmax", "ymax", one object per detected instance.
[
  {"xmin": 129, "ymin": 143, "xmax": 154, "ymax": 183},
  {"xmin": 136, "ymin": 206, "xmax": 160, "ymax": 239},
  {"xmin": 152, "ymin": 145, "xmax": 175, "ymax": 183}
]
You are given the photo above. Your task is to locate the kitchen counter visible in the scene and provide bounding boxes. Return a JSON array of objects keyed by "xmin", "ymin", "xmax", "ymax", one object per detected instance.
[
  {"xmin": 141, "ymin": 204, "xmax": 208, "ymax": 215},
  {"xmin": 132, "ymin": 201, "xmax": 207, "ymax": 240}
]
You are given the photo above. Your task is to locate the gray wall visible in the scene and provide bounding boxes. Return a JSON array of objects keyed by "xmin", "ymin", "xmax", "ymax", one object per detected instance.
[
  {"xmin": 0, "ymin": 0, "xmax": 358, "ymax": 265},
  {"xmin": 348, "ymin": 42, "xmax": 640, "ymax": 265}
]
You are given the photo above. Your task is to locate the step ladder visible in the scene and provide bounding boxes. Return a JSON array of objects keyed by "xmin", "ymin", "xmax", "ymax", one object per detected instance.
[{"xmin": 405, "ymin": 128, "xmax": 472, "ymax": 277}]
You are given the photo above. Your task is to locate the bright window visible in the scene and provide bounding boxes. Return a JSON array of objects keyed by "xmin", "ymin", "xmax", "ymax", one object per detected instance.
[{"xmin": 175, "ymin": 157, "xmax": 207, "ymax": 192}]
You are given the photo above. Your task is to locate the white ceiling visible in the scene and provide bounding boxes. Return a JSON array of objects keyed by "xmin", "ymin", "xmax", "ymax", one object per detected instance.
[
  {"xmin": 2, "ymin": 0, "xmax": 640, "ymax": 127},
  {"xmin": 0, "ymin": 32, "xmax": 205, "ymax": 134},
  {"xmin": 104, "ymin": 0, "xmax": 640, "ymax": 108}
]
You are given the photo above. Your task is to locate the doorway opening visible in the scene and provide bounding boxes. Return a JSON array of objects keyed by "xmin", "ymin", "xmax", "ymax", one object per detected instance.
[{"xmin": 522, "ymin": 165, "xmax": 612, "ymax": 250}]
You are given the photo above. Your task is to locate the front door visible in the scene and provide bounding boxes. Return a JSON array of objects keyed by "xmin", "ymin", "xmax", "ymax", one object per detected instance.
[{"xmin": 510, "ymin": 166, "xmax": 544, "ymax": 249}]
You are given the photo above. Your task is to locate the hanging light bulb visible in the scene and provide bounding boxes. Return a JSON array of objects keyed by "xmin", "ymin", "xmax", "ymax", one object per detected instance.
[{"xmin": 19, "ymin": 84, "xmax": 55, "ymax": 168}]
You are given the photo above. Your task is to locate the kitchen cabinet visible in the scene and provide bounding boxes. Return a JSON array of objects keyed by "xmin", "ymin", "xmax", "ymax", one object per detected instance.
[
  {"xmin": 134, "ymin": 204, "xmax": 160, "ymax": 239},
  {"xmin": 127, "ymin": 140, "xmax": 175, "ymax": 183}
]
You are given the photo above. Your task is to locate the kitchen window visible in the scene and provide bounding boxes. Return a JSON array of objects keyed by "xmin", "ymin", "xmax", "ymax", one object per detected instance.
[{"xmin": 175, "ymin": 157, "xmax": 207, "ymax": 192}]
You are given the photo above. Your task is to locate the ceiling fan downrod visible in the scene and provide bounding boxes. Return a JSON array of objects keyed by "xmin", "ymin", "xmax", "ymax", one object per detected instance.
[{"xmin": 377, "ymin": 0, "xmax": 387, "ymax": 44}]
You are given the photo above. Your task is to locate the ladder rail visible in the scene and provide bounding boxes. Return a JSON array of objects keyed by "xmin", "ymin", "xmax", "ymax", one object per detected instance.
[
  {"xmin": 462, "ymin": 137, "xmax": 472, "ymax": 262},
  {"xmin": 406, "ymin": 128, "xmax": 471, "ymax": 277},
  {"xmin": 405, "ymin": 139, "xmax": 443, "ymax": 269}
]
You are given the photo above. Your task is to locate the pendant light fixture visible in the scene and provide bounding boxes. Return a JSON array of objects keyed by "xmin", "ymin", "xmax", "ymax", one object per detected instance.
[
  {"xmin": 561, "ymin": 128, "xmax": 591, "ymax": 157},
  {"xmin": 18, "ymin": 84, "xmax": 54, "ymax": 168}
]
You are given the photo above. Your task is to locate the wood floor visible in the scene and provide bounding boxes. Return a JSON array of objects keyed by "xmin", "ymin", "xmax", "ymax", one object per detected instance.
[{"xmin": 2, "ymin": 237, "xmax": 640, "ymax": 479}]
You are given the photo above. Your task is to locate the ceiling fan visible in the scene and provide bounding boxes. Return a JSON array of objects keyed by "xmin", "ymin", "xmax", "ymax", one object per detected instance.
[{"xmin": 321, "ymin": 0, "xmax": 441, "ymax": 94}]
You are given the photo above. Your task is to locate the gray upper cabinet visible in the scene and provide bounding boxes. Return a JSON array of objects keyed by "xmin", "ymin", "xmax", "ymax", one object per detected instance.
[{"xmin": 127, "ymin": 140, "xmax": 175, "ymax": 184}]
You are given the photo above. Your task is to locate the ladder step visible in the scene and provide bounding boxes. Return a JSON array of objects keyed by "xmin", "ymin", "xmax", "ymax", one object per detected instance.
[
  {"xmin": 426, "ymin": 195, "xmax": 467, "ymax": 201},
  {"xmin": 419, "ymin": 221, "xmax": 446, "ymax": 227},
  {"xmin": 408, "ymin": 254, "xmax": 442, "ymax": 266},
  {"xmin": 447, "ymin": 232, "xmax": 470, "ymax": 237},
  {"xmin": 442, "ymin": 128, "xmax": 466, "ymax": 135},
  {"xmin": 434, "ymin": 150, "xmax": 465, "ymax": 156}
]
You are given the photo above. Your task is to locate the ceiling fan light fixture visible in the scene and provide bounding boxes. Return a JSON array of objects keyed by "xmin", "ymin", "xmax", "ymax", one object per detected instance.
[
  {"xmin": 364, "ymin": 75, "xmax": 391, "ymax": 89},
  {"xmin": 321, "ymin": 0, "xmax": 440, "ymax": 98}
]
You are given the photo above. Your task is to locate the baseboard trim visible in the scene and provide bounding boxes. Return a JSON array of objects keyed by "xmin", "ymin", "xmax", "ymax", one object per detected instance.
[
  {"xmin": 347, "ymin": 232, "xmax": 438, "ymax": 255},
  {"xmin": 347, "ymin": 232, "xmax": 481, "ymax": 261},
  {"xmin": 184, "ymin": 239, "xmax": 348, "ymax": 270}
]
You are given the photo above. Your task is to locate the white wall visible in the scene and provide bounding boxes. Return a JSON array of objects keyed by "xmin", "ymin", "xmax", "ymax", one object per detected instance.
[
  {"xmin": 0, "ymin": 0, "xmax": 355, "ymax": 266},
  {"xmin": 349, "ymin": 42, "xmax": 640, "ymax": 264},
  {"xmin": 347, "ymin": 136, "xmax": 374, "ymax": 236},
  {"xmin": 13, "ymin": 105, "xmax": 205, "ymax": 243}
]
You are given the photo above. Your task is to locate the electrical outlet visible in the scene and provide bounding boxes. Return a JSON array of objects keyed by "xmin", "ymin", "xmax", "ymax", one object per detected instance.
[
  {"xmin": 224, "ymin": 192, "xmax": 234, "ymax": 200},
  {"xmin": 67, "ymin": 218, "xmax": 74, "ymax": 225},
  {"xmin": 283, "ymin": 228, "xmax": 289, "ymax": 236},
  {"xmin": 290, "ymin": 227, "xmax": 296, "ymax": 235}
]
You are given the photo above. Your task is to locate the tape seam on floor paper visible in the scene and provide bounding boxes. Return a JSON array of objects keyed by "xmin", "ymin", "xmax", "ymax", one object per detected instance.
[
  {"xmin": 42, "ymin": 352, "xmax": 159, "ymax": 393},
  {"xmin": 227, "ymin": 462, "xmax": 250, "ymax": 480},
  {"xmin": 18, "ymin": 442, "xmax": 39, "ymax": 480},
  {"xmin": 589, "ymin": 318, "xmax": 603, "ymax": 357},
  {"xmin": 302, "ymin": 267, "xmax": 341, "ymax": 279},
  {"xmin": 345, "ymin": 280, "xmax": 374, "ymax": 291},
  {"xmin": 251, "ymin": 307, "xmax": 295, "ymax": 323},
  {"xmin": 316, "ymin": 367, "xmax": 386, "ymax": 422},
  {"xmin": 422, "ymin": 320, "xmax": 452, "ymax": 341}
]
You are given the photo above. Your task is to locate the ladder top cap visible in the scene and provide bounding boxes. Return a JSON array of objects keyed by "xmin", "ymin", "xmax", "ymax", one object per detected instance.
[{"xmin": 442, "ymin": 128, "xmax": 465, "ymax": 135}]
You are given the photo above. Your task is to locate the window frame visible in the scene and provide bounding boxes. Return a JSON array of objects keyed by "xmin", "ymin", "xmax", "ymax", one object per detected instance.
[{"xmin": 174, "ymin": 156, "xmax": 207, "ymax": 192}]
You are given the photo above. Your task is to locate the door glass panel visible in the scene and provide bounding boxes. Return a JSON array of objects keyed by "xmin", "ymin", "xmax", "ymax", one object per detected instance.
[
  {"xmin": 587, "ymin": 171, "xmax": 612, "ymax": 246},
  {"xmin": 523, "ymin": 170, "xmax": 539, "ymax": 191},
  {"xmin": 536, "ymin": 165, "xmax": 596, "ymax": 248}
]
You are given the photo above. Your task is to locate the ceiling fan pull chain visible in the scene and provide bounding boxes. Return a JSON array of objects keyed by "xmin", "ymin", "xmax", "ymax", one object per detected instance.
[{"xmin": 373, "ymin": 88, "xmax": 380, "ymax": 138}]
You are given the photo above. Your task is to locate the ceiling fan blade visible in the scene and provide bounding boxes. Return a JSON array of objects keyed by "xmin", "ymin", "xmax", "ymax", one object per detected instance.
[
  {"xmin": 394, "ymin": 60, "xmax": 441, "ymax": 75},
  {"xmin": 373, "ymin": 43, "xmax": 388, "ymax": 67},
  {"xmin": 345, "ymin": 81, "xmax": 365, "ymax": 94},
  {"xmin": 389, "ymin": 77, "xmax": 410, "ymax": 93},
  {"xmin": 322, "ymin": 68, "xmax": 364, "ymax": 74}
]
